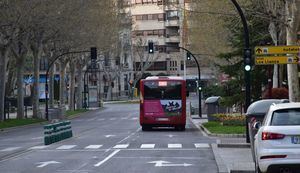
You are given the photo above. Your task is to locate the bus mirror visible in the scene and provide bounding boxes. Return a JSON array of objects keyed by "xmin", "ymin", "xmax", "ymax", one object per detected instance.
[{"xmin": 186, "ymin": 91, "xmax": 189, "ymax": 97}]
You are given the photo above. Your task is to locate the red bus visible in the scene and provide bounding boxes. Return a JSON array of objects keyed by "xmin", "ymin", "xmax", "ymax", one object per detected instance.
[{"xmin": 139, "ymin": 76, "xmax": 187, "ymax": 131}]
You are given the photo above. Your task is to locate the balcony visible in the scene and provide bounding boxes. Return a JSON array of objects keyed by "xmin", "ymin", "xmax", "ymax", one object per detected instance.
[
  {"xmin": 165, "ymin": 35, "xmax": 180, "ymax": 43},
  {"xmin": 165, "ymin": 20, "xmax": 179, "ymax": 27}
]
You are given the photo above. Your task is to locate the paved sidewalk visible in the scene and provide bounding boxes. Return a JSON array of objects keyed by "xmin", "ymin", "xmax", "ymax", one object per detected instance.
[{"xmin": 189, "ymin": 115, "xmax": 255, "ymax": 173}]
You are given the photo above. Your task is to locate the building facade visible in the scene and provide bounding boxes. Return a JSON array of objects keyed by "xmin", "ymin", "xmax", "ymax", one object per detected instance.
[{"xmin": 130, "ymin": 0, "xmax": 186, "ymax": 77}]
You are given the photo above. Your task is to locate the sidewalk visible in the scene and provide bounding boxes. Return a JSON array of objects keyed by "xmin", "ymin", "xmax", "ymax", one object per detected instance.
[{"xmin": 189, "ymin": 115, "xmax": 255, "ymax": 173}]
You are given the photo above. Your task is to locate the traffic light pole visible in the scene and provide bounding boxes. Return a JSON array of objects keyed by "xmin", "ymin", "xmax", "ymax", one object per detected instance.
[
  {"xmin": 148, "ymin": 43, "xmax": 202, "ymax": 117},
  {"xmin": 45, "ymin": 50, "xmax": 89, "ymax": 121},
  {"xmin": 230, "ymin": 0, "xmax": 251, "ymax": 112},
  {"xmin": 180, "ymin": 47, "xmax": 202, "ymax": 118}
]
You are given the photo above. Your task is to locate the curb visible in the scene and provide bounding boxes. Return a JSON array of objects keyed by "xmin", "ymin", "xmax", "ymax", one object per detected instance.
[
  {"xmin": 218, "ymin": 143, "xmax": 250, "ymax": 148},
  {"xmin": 211, "ymin": 143, "xmax": 229, "ymax": 173}
]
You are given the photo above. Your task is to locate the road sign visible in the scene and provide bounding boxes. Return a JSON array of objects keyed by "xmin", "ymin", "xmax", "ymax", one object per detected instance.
[
  {"xmin": 255, "ymin": 46, "xmax": 300, "ymax": 55},
  {"xmin": 255, "ymin": 56, "xmax": 300, "ymax": 65}
]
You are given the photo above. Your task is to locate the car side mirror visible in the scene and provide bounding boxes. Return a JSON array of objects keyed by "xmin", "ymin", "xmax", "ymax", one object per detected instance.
[
  {"xmin": 253, "ymin": 122, "xmax": 261, "ymax": 130},
  {"xmin": 186, "ymin": 91, "xmax": 189, "ymax": 97}
]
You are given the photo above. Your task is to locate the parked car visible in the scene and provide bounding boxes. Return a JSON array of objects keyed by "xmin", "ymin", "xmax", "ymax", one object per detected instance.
[
  {"xmin": 254, "ymin": 102, "xmax": 300, "ymax": 173},
  {"xmin": 246, "ymin": 99, "xmax": 289, "ymax": 163}
]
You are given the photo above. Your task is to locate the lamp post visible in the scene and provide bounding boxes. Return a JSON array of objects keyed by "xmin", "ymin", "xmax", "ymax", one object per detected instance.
[
  {"xmin": 184, "ymin": 49, "xmax": 202, "ymax": 118},
  {"xmin": 45, "ymin": 50, "xmax": 89, "ymax": 121}
]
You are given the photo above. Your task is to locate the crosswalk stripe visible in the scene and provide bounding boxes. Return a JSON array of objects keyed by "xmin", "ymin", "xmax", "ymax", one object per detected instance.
[
  {"xmin": 121, "ymin": 117, "xmax": 128, "ymax": 120},
  {"xmin": 195, "ymin": 143, "xmax": 210, "ymax": 148},
  {"xmin": 85, "ymin": 145, "xmax": 103, "ymax": 149},
  {"xmin": 140, "ymin": 144, "xmax": 155, "ymax": 149},
  {"xmin": 131, "ymin": 117, "xmax": 138, "ymax": 120},
  {"xmin": 29, "ymin": 146, "xmax": 49, "ymax": 150},
  {"xmin": 0, "ymin": 147, "xmax": 21, "ymax": 152},
  {"xmin": 97, "ymin": 118, "xmax": 105, "ymax": 121},
  {"xmin": 113, "ymin": 144, "xmax": 129, "ymax": 149},
  {"xmin": 168, "ymin": 144, "xmax": 182, "ymax": 148},
  {"xmin": 56, "ymin": 145, "xmax": 77, "ymax": 150},
  {"xmin": 109, "ymin": 118, "xmax": 116, "ymax": 120}
]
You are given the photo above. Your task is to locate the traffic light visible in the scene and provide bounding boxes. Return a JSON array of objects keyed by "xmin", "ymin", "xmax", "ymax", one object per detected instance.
[
  {"xmin": 91, "ymin": 47, "xmax": 97, "ymax": 60},
  {"xmin": 244, "ymin": 48, "xmax": 252, "ymax": 72},
  {"xmin": 186, "ymin": 52, "xmax": 191, "ymax": 60},
  {"xmin": 148, "ymin": 42, "xmax": 154, "ymax": 54}
]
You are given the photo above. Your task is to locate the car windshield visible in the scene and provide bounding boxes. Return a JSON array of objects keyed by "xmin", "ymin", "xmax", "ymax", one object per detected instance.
[
  {"xmin": 144, "ymin": 81, "xmax": 182, "ymax": 100},
  {"xmin": 271, "ymin": 108, "xmax": 300, "ymax": 126}
]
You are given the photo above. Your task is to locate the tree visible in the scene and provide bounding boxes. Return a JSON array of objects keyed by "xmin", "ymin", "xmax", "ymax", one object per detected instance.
[{"xmin": 285, "ymin": 0, "xmax": 300, "ymax": 102}]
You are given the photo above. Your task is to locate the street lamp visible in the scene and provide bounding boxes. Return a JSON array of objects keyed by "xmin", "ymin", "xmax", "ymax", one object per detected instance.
[{"xmin": 45, "ymin": 50, "xmax": 90, "ymax": 121}]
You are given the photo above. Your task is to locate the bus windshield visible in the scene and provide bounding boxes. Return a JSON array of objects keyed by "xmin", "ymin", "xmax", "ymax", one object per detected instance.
[{"xmin": 144, "ymin": 81, "xmax": 182, "ymax": 100}]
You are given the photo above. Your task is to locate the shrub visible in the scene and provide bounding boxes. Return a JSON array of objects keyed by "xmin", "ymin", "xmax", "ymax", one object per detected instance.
[
  {"xmin": 211, "ymin": 113, "xmax": 246, "ymax": 126},
  {"xmin": 262, "ymin": 87, "xmax": 289, "ymax": 99}
]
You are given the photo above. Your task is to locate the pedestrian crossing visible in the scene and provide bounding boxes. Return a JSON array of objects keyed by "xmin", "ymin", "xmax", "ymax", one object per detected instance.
[{"xmin": 0, "ymin": 143, "xmax": 210, "ymax": 152}]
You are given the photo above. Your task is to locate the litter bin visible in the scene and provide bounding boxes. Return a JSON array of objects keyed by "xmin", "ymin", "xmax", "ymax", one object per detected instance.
[{"xmin": 205, "ymin": 96, "xmax": 221, "ymax": 121}]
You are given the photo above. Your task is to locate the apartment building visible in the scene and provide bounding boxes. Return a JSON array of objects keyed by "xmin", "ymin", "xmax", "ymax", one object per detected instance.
[{"xmin": 130, "ymin": 0, "xmax": 186, "ymax": 76}]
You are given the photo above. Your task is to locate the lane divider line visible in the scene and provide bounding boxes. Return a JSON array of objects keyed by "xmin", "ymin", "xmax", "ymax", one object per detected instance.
[{"xmin": 94, "ymin": 149, "xmax": 120, "ymax": 167}]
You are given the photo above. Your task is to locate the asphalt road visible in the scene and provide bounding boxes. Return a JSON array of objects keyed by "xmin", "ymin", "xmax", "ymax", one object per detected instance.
[{"xmin": 0, "ymin": 103, "xmax": 218, "ymax": 173}]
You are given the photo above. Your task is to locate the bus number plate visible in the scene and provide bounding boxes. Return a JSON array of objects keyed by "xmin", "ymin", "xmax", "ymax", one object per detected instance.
[{"xmin": 156, "ymin": 118, "xmax": 169, "ymax": 121}]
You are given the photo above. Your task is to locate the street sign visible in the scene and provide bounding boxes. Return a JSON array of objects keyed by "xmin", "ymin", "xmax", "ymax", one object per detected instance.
[
  {"xmin": 255, "ymin": 56, "xmax": 300, "ymax": 65},
  {"xmin": 255, "ymin": 46, "xmax": 300, "ymax": 55}
]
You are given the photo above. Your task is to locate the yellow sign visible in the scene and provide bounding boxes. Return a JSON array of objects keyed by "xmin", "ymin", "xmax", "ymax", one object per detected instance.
[
  {"xmin": 255, "ymin": 56, "xmax": 299, "ymax": 65},
  {"xmin": 255, "ymin": 46, "xmax": 300, "ymax": 55}
]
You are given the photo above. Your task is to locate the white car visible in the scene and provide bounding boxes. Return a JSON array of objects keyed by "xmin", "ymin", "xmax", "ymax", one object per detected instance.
[{"xmin": 254, "ymin": 102, "xmax": 300, "ymax": 173}]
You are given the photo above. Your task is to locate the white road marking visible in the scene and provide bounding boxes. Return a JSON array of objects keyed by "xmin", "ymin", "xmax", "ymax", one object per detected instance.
[
  {"xmin": 97, "ymin": 118, "xmax": 105, "ymax": 121},
  {"xmin": 105, "ymin": 135, "xmax": 116, "ymax": 138},
  {"xmin": 30, "ymin": 146, "xmax": 49, "ymax": 150},
  {"xmin": 0, "ymin": 147, "xmax": 21, "ymax": 152},
  {"xmin": 94, "ymin": 149, "xmax": 120, "ymax": 167},
  {"xmin": 168, "ymin": 144, "xmax": 182, "ymax": 149},
  {"xmin": 140, "ymin": 144, "xmax": 155, "ymax": 149},
  {"xmin": 85, "ymin": 145, "xmax": 103, "ymax": 149},
  {"xmin": 56, "ymin": 145, "xmax": 76, "ymax": 150},
  {"xmin": 194, "ymin": 143, "xmax": 210, "ymax": 148},
  {"xmin": 148, "ymin": 160, "xmax": 192, "ymax": 167},
  {"xmin": 113, "ymin": 144, "xmax": 129, "ymax": 149},
  {"xmin": 36, "ymin": 161, "xmax": 60, "ymax": 168},
  {"xmin": 131, "ymin": 117, "xmax": 138, "ymax": 120},
  {"xmin": 121, "ymin": 117, "xmax": 128, "ymax": 120},
  {"xmin": 109, "ymin": 118, "xmax": 116, "ymax": 120},
  {"xmin": 31, "ymin": 136, "xmax": 44, "ymax": 140}
]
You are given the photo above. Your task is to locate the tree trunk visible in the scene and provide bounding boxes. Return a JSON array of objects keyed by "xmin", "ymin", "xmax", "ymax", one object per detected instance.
[
  {"xmin": 106, "ymin": 85, "xmax": 112, "ymax": 100},
  {"xmin": 286, "ymin": 0, "xmax": 300, "ymax": 102},
  {"xmin": 68, "ymin": 60, "xmax": 75, "ymax": 111},
  {"xmin": 49, "ymin": 66, "xmax": 54, "ymax": 108},
  {"xmin": 0, "ymin": 49, "xmax": 9, "ymax": 121},
  {"xmin": 76, "ymin": 67, "xmax": 83, "ymax": 109},
  {"xmin": 32, "ymin": 48, "xmax": 42, "ymax": 119},
  {"xmin": 16, "ymin": 59, "xmax": 25, "ymax": 119},
  {"xmin": 59, "ymin": 62, "xmax": 66, "ymax": 119}
]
